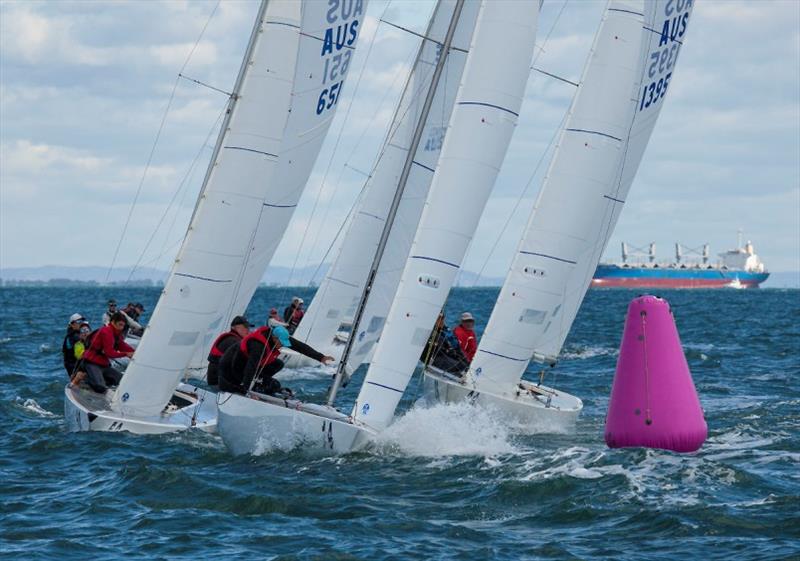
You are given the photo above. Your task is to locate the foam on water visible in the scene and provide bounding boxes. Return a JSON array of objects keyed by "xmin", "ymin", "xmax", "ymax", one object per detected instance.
[
  {"xmin": 276, "ymin": 365, "xmax": 330, "ymax": 382},
  {"xmin": 16, "ymin": 397, "xmax": 57, "ymax": 418},
  {"xmin": 372, "ymin": 401, "xmax": 519, "ymax": 458},
  {"xmin": 560, "ymin": 345, "xmax": 618, "ymax": 360}
]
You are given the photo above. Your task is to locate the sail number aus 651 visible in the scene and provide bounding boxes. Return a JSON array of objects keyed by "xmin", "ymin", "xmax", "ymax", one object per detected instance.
[{"xmin": 317, "ymin": 81, "xmax": 344, "ymax": 115}]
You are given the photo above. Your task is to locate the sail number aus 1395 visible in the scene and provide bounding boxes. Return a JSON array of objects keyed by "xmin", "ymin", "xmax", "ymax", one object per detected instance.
[{"xmin": 638, "ymin": 0, "xmax": 692, "ymax": 112}]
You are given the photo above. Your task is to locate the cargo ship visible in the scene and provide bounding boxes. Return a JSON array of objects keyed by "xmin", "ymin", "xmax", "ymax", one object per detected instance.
[{"xmin": 592, "ymin": 233, "xmax": 769, "ymax": 289}]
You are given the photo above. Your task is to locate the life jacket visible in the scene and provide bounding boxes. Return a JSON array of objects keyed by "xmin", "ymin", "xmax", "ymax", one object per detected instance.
[
  {"xmin": 82, "ymin": 325, "xmax": 120, "ymax": 366},
  {"xmin": 208, "ymin": 331, "xmax": 240, "ymax": 361},
  {"xmin": 239, "ymin": 326, "xmax": 281, "ymax": 368}
]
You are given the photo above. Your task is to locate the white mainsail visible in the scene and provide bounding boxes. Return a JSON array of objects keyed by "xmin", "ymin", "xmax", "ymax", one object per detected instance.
[
  {"xmin": 113, "ymin": 0, "xmax": 367, "ymax": 416},
  {"xmin": 295, "ymin": 0, "xmax": 480, "ymax": 373},
  {"xmin": 352, "ymin": 0, "xmax": 540, "ymax": 432},
  {"xmin": 469, "ymin": 0, "xmax": 694, "ymax": 394}
]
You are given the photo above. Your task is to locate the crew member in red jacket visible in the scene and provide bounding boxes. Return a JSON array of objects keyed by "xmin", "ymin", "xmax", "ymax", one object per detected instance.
[
  {"xmin": 218, "ymin": 323, "xmax": 333, "ymax": 395},
  {"xmin": 453, "ymin": 312, "xmax": 478, "ymax": 363},
  {"xmin": 81, "ymin": 312, "xmax": 135, "ymax": 393},
  {"xmin": 205, "ymin": 315, "xmax": 250, "ymax": 387}
]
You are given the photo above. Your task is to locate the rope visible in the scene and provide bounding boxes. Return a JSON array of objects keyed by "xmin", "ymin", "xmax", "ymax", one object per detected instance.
[{"xmin": 104, "ymin": 0, "xmax": 221, "ymax": 284}]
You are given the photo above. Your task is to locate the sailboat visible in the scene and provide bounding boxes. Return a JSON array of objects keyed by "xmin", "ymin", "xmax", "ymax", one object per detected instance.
[
  {"xmin": 217, "ymin": 0, "xmax": 541, "ymax": 454},
  {"xmin": 424, "ymin": 0, "xmax": 695, "ymax": 430},
  {"xmin": 65, "ymin": 0, "xmax": 368, "ymax": 434}
]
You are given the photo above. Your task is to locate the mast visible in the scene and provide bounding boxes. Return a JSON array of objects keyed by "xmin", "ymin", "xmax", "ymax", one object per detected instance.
[{"xmin": 326, "ymin": 0, "xmax": 466, "ymax": 406}]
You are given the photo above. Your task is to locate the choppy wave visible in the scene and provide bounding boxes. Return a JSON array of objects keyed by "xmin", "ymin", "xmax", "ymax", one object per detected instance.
[{"xmin": 374, "ymin": 402, "xmax": 518, "ymax": 458}]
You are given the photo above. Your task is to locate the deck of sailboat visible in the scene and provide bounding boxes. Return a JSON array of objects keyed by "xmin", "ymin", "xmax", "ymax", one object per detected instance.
[
  {"xmin": 64, "ymin": 382, "xmax": 217, "ymax": 434},
  {"xmin": 423, "ymin": 365, "xmax": 583, "ymax": 432}
]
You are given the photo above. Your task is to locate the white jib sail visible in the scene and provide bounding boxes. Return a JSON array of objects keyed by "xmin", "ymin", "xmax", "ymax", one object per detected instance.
[
  {"xmin": 296, "ymin": 0, "xmax": 480, "ymax": 372},
  {"xmin": 352, "ymin": 0, "xmax": 541, "ymax": 432},
  {"xmin": 469, "ymin": 0, "xmax": 694, "ymax": 393},
  {"xmin": 113, "ymin": 1, "xmax": 367, "ymax": 417}
]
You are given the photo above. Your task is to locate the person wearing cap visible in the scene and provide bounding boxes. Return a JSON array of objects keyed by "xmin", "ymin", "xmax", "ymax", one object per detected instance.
[
  {"xmin": 205, "ymin": 316, "xmax": 251, "ymax": 387},
  {"xmin": 421, "ymin": 312, "xmax": 469, "ymax": 374},
  {"xmin": 218, "ymin": 321, "xmax": 334, "ymax": 396},
  {"xmin": 69, "ymin": 322, "xmax": 93, "ymax": 387},
  {"xmin": 81, "ymin": 311, "xmax": 134, "ymax": 393},
  {"xmin": 282, "ymin": 297, "xmax": 305, "ymax": 334},
  {"xmin": 62, "ymin": 313, "xmax": 86, "ymax": 377},
  {"xmin": 120, "ymin": 302, "xmax": 144, "ymax": 337},
  {"xmin": 268, "ymin": 308, "xmax": 287, "ymax": 328},
  {"xmin": 102, "ymin": 299, "xmax": 117, "ymax": 326},
  {"xmin": 453, "ymin": 312, "xmax": 478, "ymax": 363}
]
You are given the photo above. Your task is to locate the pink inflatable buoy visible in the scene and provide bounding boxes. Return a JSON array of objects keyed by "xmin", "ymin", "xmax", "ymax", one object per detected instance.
[{"xmin": 605, "ymin": 295, "xmax": 707, "ymax": 453}]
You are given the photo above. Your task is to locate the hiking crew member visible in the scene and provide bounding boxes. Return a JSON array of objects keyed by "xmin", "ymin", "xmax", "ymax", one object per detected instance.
[
  {"xmin": 102, "ymin": 299, "xmax": 117, "ymax": 325},
  {"xmin": 422, "ymin": 313, "xmax": 470, "ymax": 374},
  {"xmin": 283, "ymin": 297, "xmax": 304, "ymax": 334},
  {"xmin": 268, "ymin": 307, "xmax": 287, "ymax": 327},
  {"xmin": 62, "ymin": 313, "xmax": 86, "ymax": 377},
  {"xmin": 218, "ymin": 323, "xmax": 334, "ymax": 396},
  {"xmin": 206, "ymin": 316, "xmax": 250, "ymax": 387},
  {"xmin": 69, "ymin": 322, "xmax": 92, "ymax": 386},
  {"xmin": 453, "ymin": 312, "xmax": 477, "ymax": 362},
  {"xmin": 81, "ymin": 312, "xmax": 134, "ymax": 393},
  {"xmin": 120, "ymin": 302, "xmax": 145, "ymax": 337}
]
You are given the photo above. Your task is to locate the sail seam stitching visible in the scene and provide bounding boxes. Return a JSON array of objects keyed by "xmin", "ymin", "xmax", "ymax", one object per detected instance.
[
  {"xmin": 519, "ymin": 251, "xmax": 577, "ymax": 265},
  {"xmin": 478, "ymin": 349, "xmax": 528, "ymax": 362},
  {"xmin": 223, "ymin": 146, "xmax": 278, "ymax": 158},
  {"xmin": 174, "ymin": 272, "xmax": 232, "ymax": 283},
  {"xmin": 366, "ymin": 381, "xmax": 404, "ymax": 393},
  {"xmin": 457, "ymin": 101, "xmax": 519, "ymax": 117},
  {"xmin": 565, "ymin": 128, "xmax": 622, "ymax": 142},
  {"xmin": 410, "ymin": 255, "xmax": 459, "ymax": 268}
]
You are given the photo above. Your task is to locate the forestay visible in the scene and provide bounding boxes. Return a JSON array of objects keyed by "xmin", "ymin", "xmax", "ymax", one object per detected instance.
[
  {"xmin": 113, "ymin": 0, "xmax": 367, "ymax": 416},
  {"xmin": 188, "ymin": 0, "xmax": 368, "ymax": 375},
  {"xmin": 469, "ymin": 0, "xmax": 694, "ymax": 393},
  {"xmin": 296, "ymin": 0, "xmax": 480, "ymax": 374},
  {"xmin": 352, "ymin": 0, "xmax": 540, "ymax": 432}
]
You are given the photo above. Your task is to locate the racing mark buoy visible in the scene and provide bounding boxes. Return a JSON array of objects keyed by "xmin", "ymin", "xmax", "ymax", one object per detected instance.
[{"xmin": 605, "ymin": 295, "xmax": 707, "ymax": 453}]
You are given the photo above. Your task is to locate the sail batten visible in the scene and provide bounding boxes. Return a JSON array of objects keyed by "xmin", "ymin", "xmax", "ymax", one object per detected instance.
[{"xmin": 470, "ymin": 0, "xmax": 694, "ymax": 393}]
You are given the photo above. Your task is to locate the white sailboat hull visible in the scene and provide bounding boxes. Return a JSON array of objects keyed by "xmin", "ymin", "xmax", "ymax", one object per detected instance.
[
  {"xmin": 64, "ymin": 382, "xmax": 217, "ymax": 435},
  {"xmin": 217, "ymin": 391, "xmax": 375, "ymax": 455},
  {"xmin": 423, "ymin": 367, "xmax": 582, "ymax": 433}
]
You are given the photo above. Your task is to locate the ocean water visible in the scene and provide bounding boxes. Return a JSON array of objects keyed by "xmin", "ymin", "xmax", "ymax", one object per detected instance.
[{"xmin": 1, "ymin": 286, "xmax": 798, "ymax": 560}]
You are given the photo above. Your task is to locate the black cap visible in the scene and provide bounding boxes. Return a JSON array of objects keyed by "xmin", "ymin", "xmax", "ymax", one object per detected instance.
[
  {"xmin": 134, "ymin": 302, "xmax": 145, "ymax": 311},
  {"xmin": 231, "ymin": 315, "xmax": 250, "ymax": 328},
  {"xmin": 107, "ymin": 299, "xmax": 117, "ymax": 306}
]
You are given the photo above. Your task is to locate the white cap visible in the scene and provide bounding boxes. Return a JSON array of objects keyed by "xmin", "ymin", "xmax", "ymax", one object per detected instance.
[
  {"xmin": 69, "ymin": 313, "xmax": 85, "ymax": 324},
  {"xmin": 460, "ymin": 312, "xmax": 474, "ymax": 322}
]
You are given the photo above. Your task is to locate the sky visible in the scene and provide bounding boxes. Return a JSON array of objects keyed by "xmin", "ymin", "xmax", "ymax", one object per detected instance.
[{"xmin": 1, "ymin": 0, "xmax": 799, "ymax": 282}]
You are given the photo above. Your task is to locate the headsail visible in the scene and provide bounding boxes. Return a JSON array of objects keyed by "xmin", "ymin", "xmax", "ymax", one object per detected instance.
[
  {"xmin": 113, "ymin": 0, "xmax": 367, "ymax": 416},
  {"xmin": 469, "ymin": 0, "xmax": 694, "ymax": 393},
  {"xmin": 295, "ymin": 0, "xmax": 480, "ymax": 374},
  {"xmin": 352, "ymin": 0, "xmax": 541, "ymax": 432}
]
